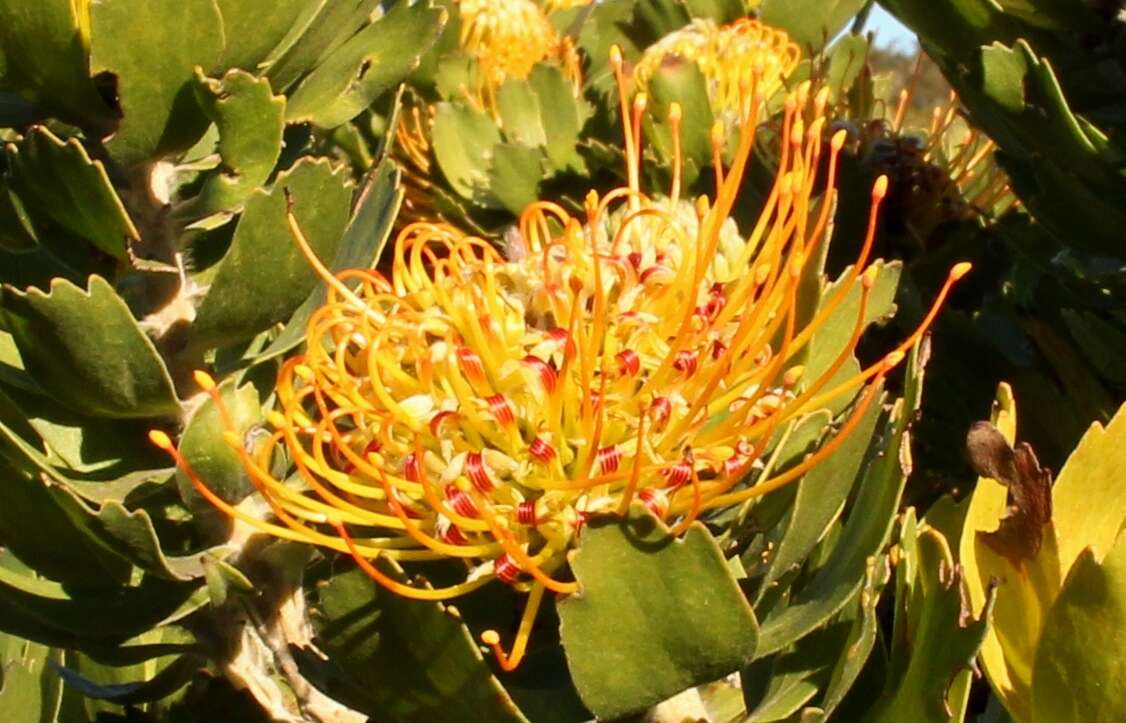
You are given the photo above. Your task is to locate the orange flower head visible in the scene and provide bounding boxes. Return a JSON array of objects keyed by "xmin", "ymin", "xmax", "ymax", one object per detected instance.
[{"xmin": 154, "ymin": 37, "xmax": 971, "ymax": 671}]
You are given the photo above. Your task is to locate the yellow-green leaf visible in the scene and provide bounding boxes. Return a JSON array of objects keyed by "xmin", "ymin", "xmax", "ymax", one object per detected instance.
[
  {"xmin": 960, "ymin": 383, "xmax": 1060, "ymax": 723},
  {"xmin": 1031, "ymin": 537, "xmax": 1126, "ymax": 723},
  {"xmin": 1051, "ymin": 403, "xmax": 1126, "ymax": 574}
]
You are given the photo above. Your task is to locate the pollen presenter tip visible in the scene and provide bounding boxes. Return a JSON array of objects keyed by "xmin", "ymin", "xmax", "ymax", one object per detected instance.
[
  {"xmin": 192, "ymin": 370, "xmax": 217, "ymax": 391},
  {"xmin": 872, "ymin": 175, "xmax": 889, "ymax": 200},
  {"xmin": 148, "ymin": 429, "xmax": 174, "ymax": 451}
]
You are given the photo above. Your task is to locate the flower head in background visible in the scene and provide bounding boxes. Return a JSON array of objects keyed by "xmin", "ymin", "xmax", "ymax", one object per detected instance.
[
  {"xmin": 457, "ymin": 0, "xmax": 581, "ymax": 111},
  {"xmin": 153, "ymin": 24, "xmax": 970, "ymax": 671},
  {"xmin": 843, "ymin": 63, "xmax": 1017, "ymax": 239},
  {"xmin": 391, "ymin": 0, "xmax": 583, "ymax": 228},
  {"xmin": 634, "ymin": 18, "xmax": 801, "ymax": 123},
  {"xmin": 882, "ymin": 89, "xmax": 1018, "ymax": 232}
]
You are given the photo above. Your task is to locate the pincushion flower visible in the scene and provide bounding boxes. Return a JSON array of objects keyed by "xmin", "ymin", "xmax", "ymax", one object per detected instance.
[
  {"xmin": 457, "ymin": 0, "xmax": 581, "ymax": 111},
  {"xmin": 634, "ymin": 18, "xmax": 801, "ymax": 123},
  {"xmin": 152, "ymin": 42, "xmax": 970, "ymax": 671},
  {"xmin": 392, "ymin": 0, "xmax": 582, "ymax": 227},
  {"xmin": 864, "ymin": 89, "xmax": 1017, "ymax": 236}
]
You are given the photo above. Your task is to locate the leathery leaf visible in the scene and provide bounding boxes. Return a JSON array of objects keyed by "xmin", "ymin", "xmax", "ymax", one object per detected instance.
[{"xmin": 558, "ymin": 505, "xmax": 759, "ymax": 720}]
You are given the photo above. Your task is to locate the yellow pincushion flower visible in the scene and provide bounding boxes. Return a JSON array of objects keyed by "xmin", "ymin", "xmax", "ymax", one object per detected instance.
[
  {"xmin": 458, "ymin": 0, "xmax": 581, "ymax": 110},
  {"xmin": 635, "ymin": 18, "xmax": 801, "ymax": 123},
  {"xmin": 390, "ymin": 0, "xmax": 582, "ymax": 226},
  {"xmin": 153, "ymin": 39, "xmax": 970, "ymax": 671}
]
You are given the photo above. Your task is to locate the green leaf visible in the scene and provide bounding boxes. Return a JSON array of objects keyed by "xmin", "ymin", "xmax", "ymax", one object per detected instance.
[
  {"xmin": 0, "ymin": 1, "xmax": 116, "ymax": 132},
  {"xmin": 808, "ymin": 558, "xmax": 887, "ymax": 720},
  {"xmin": 431, "ymin": 101, "xmax": 504, "ymax": 206},
  {"xmin": 0, "ymin": 435, "xmax": 204, "ymax": 584},
  {"xmin": 286, "ymin": 0, "xmax": 446, "ymax": 128},
  {"xmin": 633, "ymin": 0, "xmax": 691, "ymax": 40},
  {"xmin": 52, "ymin": 650, "xmax": 199, "ymax": 707},
  {"xmin": 497, "ymin": 79, "xmax": 548, "ymax": 148},
  {"xmin": 175, "ymin": 377, "xmax": 261, "ymax": 509},
  {"xmin": 90, "ymin": 0, "xmax": 224, "ymax": 167},
  {"xmin": 804, "ymin": 261, "xmax": 901, "ymax": 411},
  {"xmin": 0, "ymin": 329, "xmax": 34, "ymax": 391},
  {"xmin": 868, "ymin": 530, "xmax": 993, "ymax": 723},
  {"xmin": 643, "ymin": 56, "xmax": 715, "ymax": 176},
  {"xmin": 191, "ymin": 157, "xmax": 352, "ymax": 348},
  {"xmin": 558, "ymin": 506, "xmax": 759, "ymax": 720},
  {"xmin": 827, "ymin": 34, "xmax": 869, "ymax": 102},
  {"xmin": 0, "ymin": 548, "xmax": 197, "ymax": 649},
  {"xmin": 487, "ymin": 143, "xmax": 544, "ymax": 215},
  {"xmin": 5, "ymin": 126, "xmax": 139, "ymax": 260},
  {"xmin": 756, "ymin": 342, "xmax": 925, "ymax": 655},
  {"xmin": 727, "ymin": 410, "xmax": 832, "ymax": 544},
  {"xmin": 683, "ymin": 0, "xmax": 745, "ymax": 23},
  {"xmin": 0, "ymin": 383, "xmax": 166, "ymax": 476},
  {"xmin": 0, "ymin": 244, "xmax": 94, "ymax": 296},
  {"xmin": 202, "ymin": 554, "xmax": 253, "ymax": 607},
  {"xmin": 0, "ymin": 276, "xmax": 179, "ymax": 419},
  {"xmin": 576, "ymin": 0, "xmax": 642, "ymax": 96},
  {"xmin": 214, "ymin": 0, "xmax": 310, "ymax": 73},
  {"xmin": 981, "ymin": 42, "xmax": 1028, "ymax": 114},
  {"xmin": 0, "ymin": 384, "xmax": 176, "ymax": 511},
  {"xmin": 886, "ymin": 510, "xmax": 921, "ymax": 692},
  {"xmin": 1031, "ymin": 538, "xmax": 1126, "ymax": 723},
  {"xmin": 0, "ymin": 635, "xmax": 68, "ymax": 723},
  {"xmin": 0, "ymin": 456, "xmax": 129, "ymax": 587},
  {"xmin": 760, "ymin": 0, "xmax": 870, "ymax": 48},
  {"xmin": 432, "ymin": 54, "xmax": 475, "ymax": 100},
  {"xmin": 0, "ymin": 382, "xmax": 177, "ymax": 503},
  {"xmin": 743, "ymin": 654, "xmax": 822, "ymax": 721},
  {"xmin": 58, "ymin": 628, "xmax": 200, "ymax": 720},
  {"xmin": 85, "ymin": 500, "xmax": 213, "ymax": 581},
  {"xmin": 0, "ymin": 178, "xmax": 40, "ymax": 253},
  {"xmin": 263, "ymin": 0, "xmax": 378, "ymax": 92},
  {"xmin": 879, "ymin": 0, "xmax": 1003, "ymax": 62},
  {"xmin": 982, "ymin": 41, "xmax": 1101, "ymax": 161},
  {"xmin": 527, "ymin": 65, "xmax": 587, "ymax": 174},
  {"xmin": 305, "ymin": 566, "xmax": 526, "ymax": 722},
  {"xmin": 745, "ymin": 600, "xmax": 875, "ymax": 720},
  {"xmin": 257, "ymin": 160, "xmax": 402, "ymax": 362},
  {"xmin": 188, "ymin": 69, "xmax": 285, "ymax": 216},
  {"xmin": 759, "ymin": 387, "xmax": 884, "ymax": 591},
  {"xmin": 1060, "ymin": 310, "xmax": 1126, "ymax": 386},
  {"xmin": 946, "ymin": 670, "xmax": 975, "ymax": 723}
]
